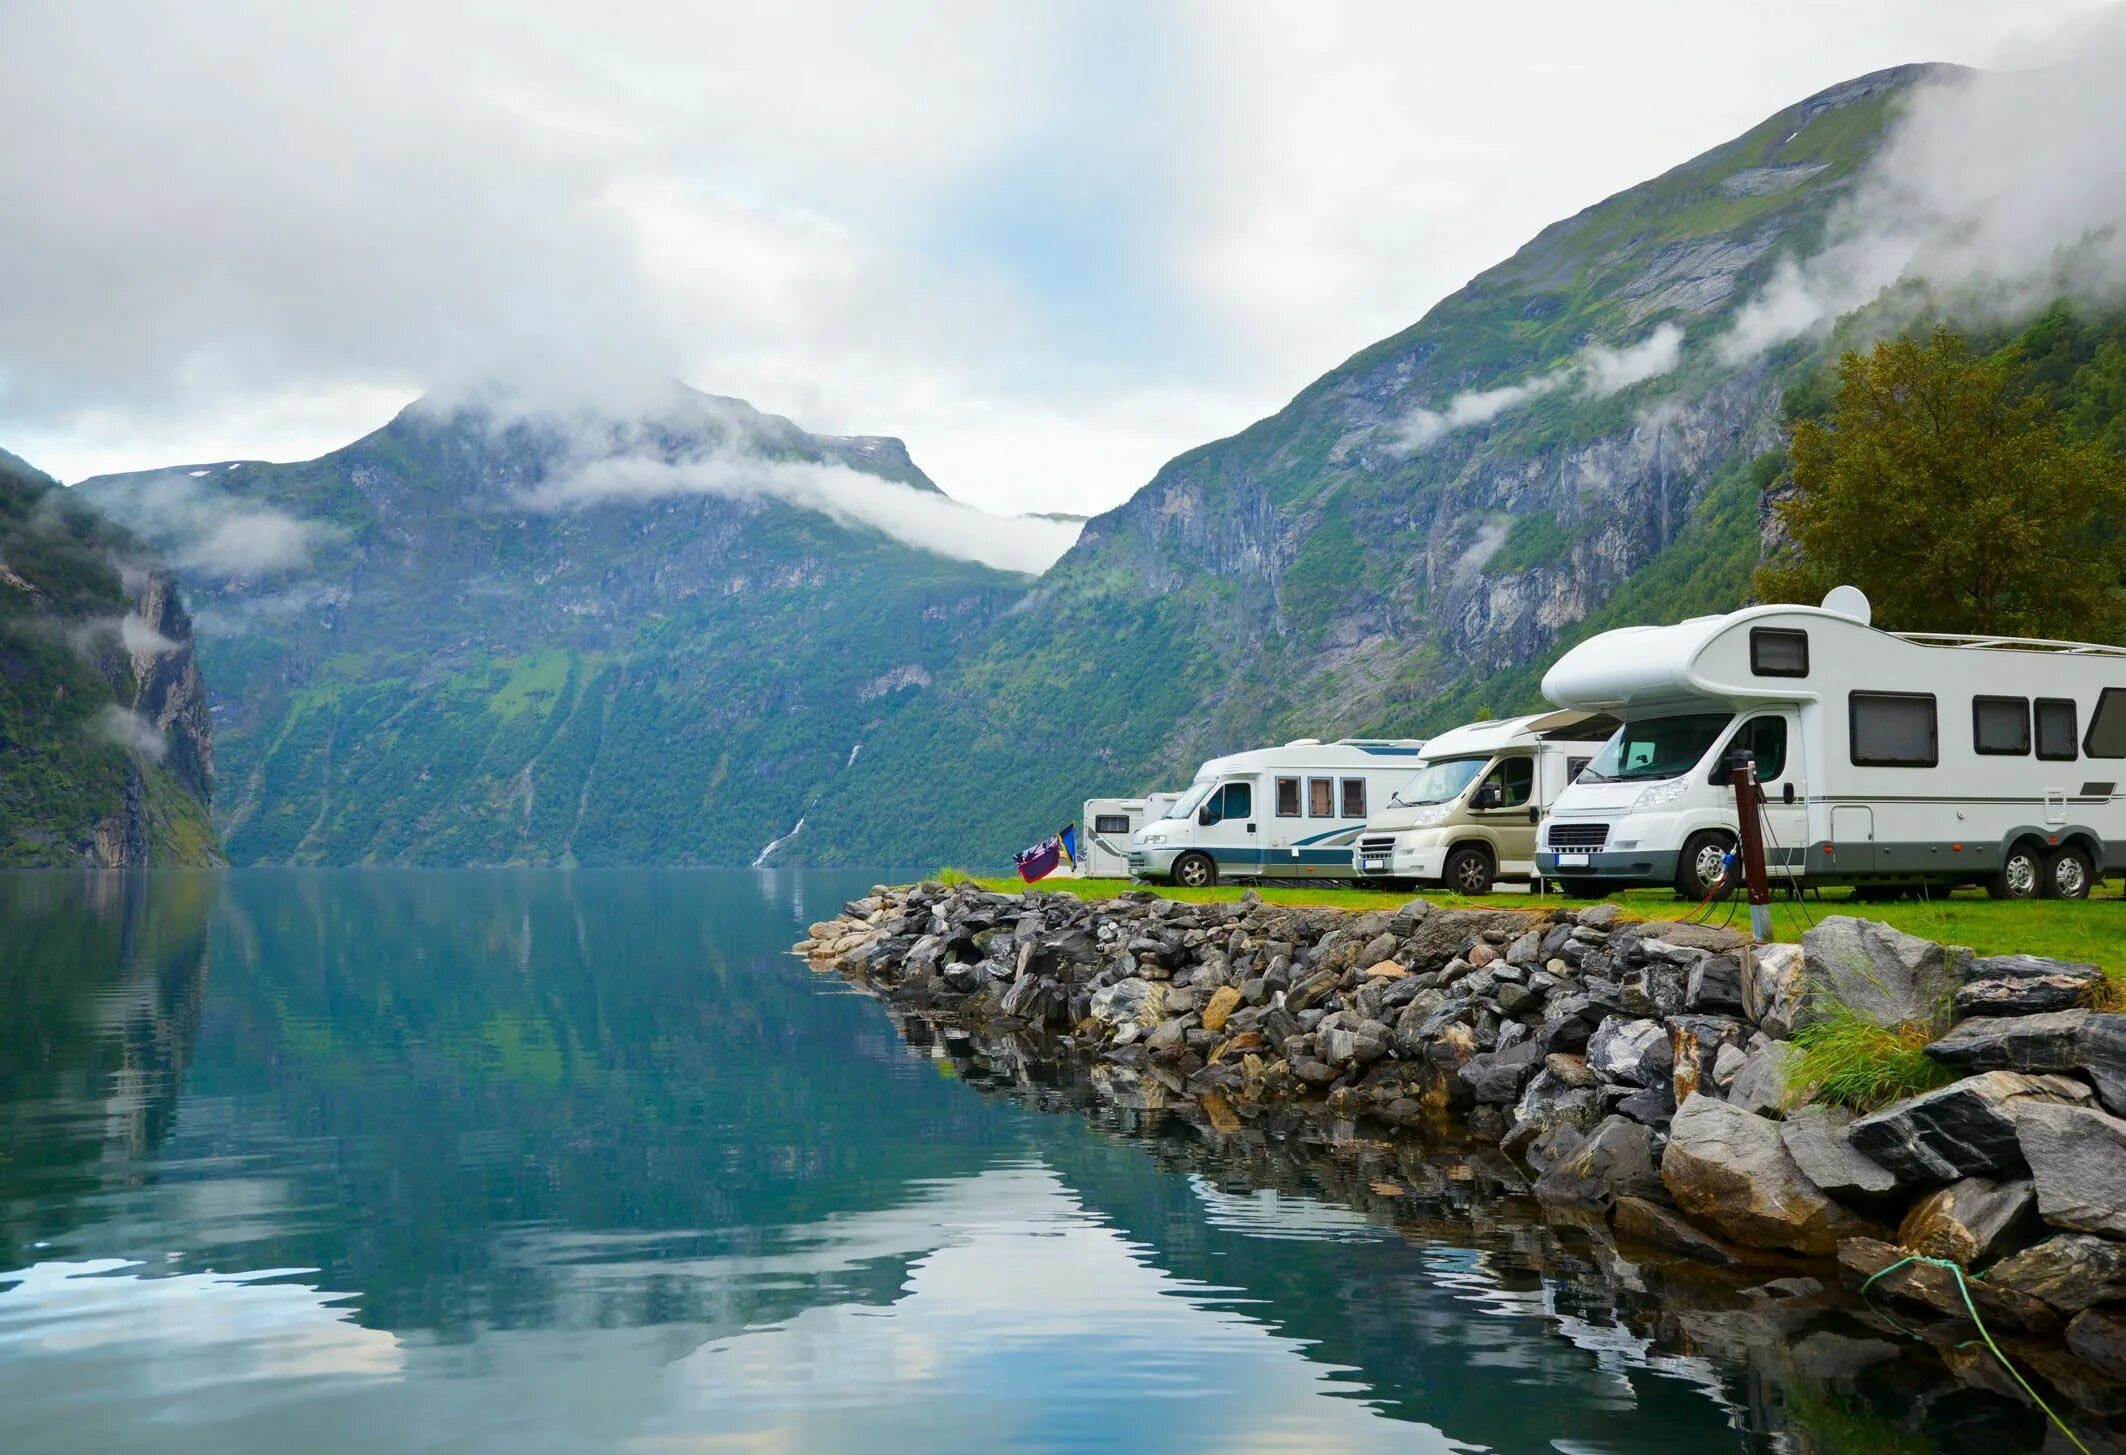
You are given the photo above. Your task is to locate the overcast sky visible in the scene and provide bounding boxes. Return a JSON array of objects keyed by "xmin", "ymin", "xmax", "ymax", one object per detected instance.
[{"xmin": 0, "ymin": 1, "xmax": 2117, "ymax": 515}]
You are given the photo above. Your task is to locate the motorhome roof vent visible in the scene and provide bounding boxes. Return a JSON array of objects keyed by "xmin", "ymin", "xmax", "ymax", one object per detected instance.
[
  {"xmin": 1283, "ymin": 738, "xmax": 1322, "ymax": 747},
  {"xmin": 1821, "ymin": 584, "xmax": 1872, "ymax": 625}
]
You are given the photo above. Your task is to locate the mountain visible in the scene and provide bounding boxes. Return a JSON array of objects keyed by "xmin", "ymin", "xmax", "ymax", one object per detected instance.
[
  {"xmin": 780, "ymin": 66, "xmax": 1947, "ymax": 866},
  {"xmin": 0, "ymin": 448, "xmax": 219, "ymax": 865},
  {"xmin": 76, "ymin": 387, "xmax": 1029, "ymax": 865}
]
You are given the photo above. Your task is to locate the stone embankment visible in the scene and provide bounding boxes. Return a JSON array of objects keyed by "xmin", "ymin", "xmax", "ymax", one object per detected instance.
[{"xmin": 798, "ymin": 883, "xmax": 2126, "ymax": 1410}]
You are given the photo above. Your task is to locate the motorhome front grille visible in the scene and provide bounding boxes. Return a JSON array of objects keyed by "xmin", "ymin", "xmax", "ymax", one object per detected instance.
[
  {"xmin": 1547, "ymin": 823, "xmax": 1610, "ymax": 850},
  {"xmin": 1358, "ymin": 837, "xmax": 1398, "ymax": 857}
]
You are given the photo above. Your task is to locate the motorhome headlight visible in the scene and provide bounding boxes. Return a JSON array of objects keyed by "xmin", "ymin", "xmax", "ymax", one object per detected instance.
[
  {"xmin": 1403, "ymin": 804, "xmax": 1452, "ymax": 829},
  {"xmin": 1138, "ymin": 832, "xmax": 1167, "ymax": 847},
  {"xmin": 1630, "ymin": 778, "xmax": 1690, "ymax": 812}
]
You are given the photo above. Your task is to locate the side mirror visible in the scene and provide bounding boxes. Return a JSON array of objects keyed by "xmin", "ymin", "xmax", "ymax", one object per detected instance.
[
  {"xmin": 1198, "ymin": 805, "xmax": 1217, "ymax": 827},
  {"xmin": 1472, "ymin": 785, "xmax": 1501, "ymax": 810}
]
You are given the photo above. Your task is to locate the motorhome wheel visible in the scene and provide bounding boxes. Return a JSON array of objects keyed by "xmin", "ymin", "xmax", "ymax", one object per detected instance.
[
  {"xmin": 2044, "ymin": 845, "xmax": 2093, "ymax": 900},
  {"xmin": 1675, "ymin": 831, "xmax": 1735, "ymax": 902},
  {"xmin": 1172, "ymin": 852, "xmax": 1218, "ymax": 889},
  {"xmin": 1553, "ymin": 878, "xmax": 1603, "ymax": 900},
  {"xmin": 1445, "ymin": 846, "xmax": 1495, "ymax": 896},
  {"xmin": 1989, "ymin": 843, "xmax": 2043, "ymax": 900}
]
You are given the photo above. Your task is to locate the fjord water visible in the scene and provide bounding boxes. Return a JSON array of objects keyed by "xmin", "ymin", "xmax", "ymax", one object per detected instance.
[{"xmin": 0, "ymin": 872, "xmax": 1956, "ymax": 1452}]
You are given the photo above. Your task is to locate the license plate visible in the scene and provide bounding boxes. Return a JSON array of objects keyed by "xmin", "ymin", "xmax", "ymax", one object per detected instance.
[
  {"xmin": 1555, "ymin": 853, "xmax": 1589, "ymax": 867},
  {"xmin": 1361, "ymin": 859, "xmax": 1386, "ymax": 871}
]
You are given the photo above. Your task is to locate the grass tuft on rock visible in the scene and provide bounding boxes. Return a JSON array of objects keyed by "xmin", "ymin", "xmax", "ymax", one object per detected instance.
[{"xmin": 1785, "ymin": 1002, "xmax": 1956, "ymax": 1113}]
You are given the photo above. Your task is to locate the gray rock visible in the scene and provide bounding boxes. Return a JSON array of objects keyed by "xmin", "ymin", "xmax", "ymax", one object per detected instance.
[
  {"xmin": 1612, "ymin": 1194, "xmax": 1737, "ymax": 1265},
  {"xmin": 2068, "ymin": 1308, "xmax": 2126, "ymax": 1382},
  {"xmin": 1612, "ymin": 1083, "xmax": 1677, "ymax": 1129},
  {"xmin": 1742, "ymin": 941, "xmax": 1807, "ymax": 1037},
  {"xmin": 1089, "ymin": 977, "xmax": 1158, "ymax": 1028},
  {"xmin": 1712, "ymin": 1043, "xmax": 1749, "ymax": 1089},
  {"xmin": 1686, "ymin": 954, "xmax": 1746, "ymax": 1015},
  {"xmin": 1543, "ymin": 1052, "xmax": 1599, "ymax": 1089},
  {"xmin": 1669, "ymin": 1014, "xmax": 1748, "ymax": 1104},
  {"xmin": 1955, "ymin": 954, "xmax": 2105, "ymax": 1018},
  {"xmin": 1798, "ymin": 916, "xmax": 1965, "ymax": 1028},
  {"xmin": 1459, "ymin": 1039, "xmax": 1546, "ymax": 1104},
  {"xmin": 1661, "ymin": 1094, "xmax": 1877, "ymax": 1254},
  {"xmin": 1727, "ymin": 1041, "xmax": 1802, "ymax": 1118},
  {"xmin": 1496, "ymin": 982, "xmax": 1538, "ymax": 1016},
  {"xmin": 1847, "ymin": 1070, "xmax": 2091, "ymax": 1185},
  {"xmin": 1780, "ymin": 1105, "xmax": 1900, "ymax": 1203},
  {"xmin": 1503, "ymin": 1069, "xmax": 1603, "ymax": 1152},
  {"xmin": 1576, "ymin": 903, "xmax": 1622, "ymax": 930},
  {"xmin": 1145, "ymin": 1016, "xmax": 1189, "ymax": 1053},
  {"xmin": 1533, "ymin": 1115, "xmax": 1664, "ymax": 1209},
  {"xmin": 1586, "ymin": 1016, "xmax": 1673, "ymax": 1088},
  {"xmin": 1524, "ymin": 1122, "xmax": 1588, "ymax": 1175},
  {"xmin": 1896, "ymin": 1177, "xmax": 2037, "ymax": 1266},
  {"xmin": 1536, "ymin": 994, "xmax": 1605, "ymax": 1054},
  {"xmin": 1505, "ymin": 929, "xmax": 1544, "ymax": 966},
  {"xmin": 2017, "ymin": 1100, "xmax": 2126, "ymax": 1238},
  {"xmin": 1925, "ymin": 1010, "xmax": 2126, "ymax": 1116},
  {"xmin": 1987, "ymin": 1234, "xmax": 2126, "ymax": 1313}
]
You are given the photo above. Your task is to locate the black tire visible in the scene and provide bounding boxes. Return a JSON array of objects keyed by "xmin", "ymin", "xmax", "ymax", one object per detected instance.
[
  {"xmin": 1851, "ymin": 884, "xmax": 1902, "ymax": 904},
  {"xmin": 1674, "ymin": 831, "xmax": 1736, "ymax": 902},
  {"xmin": 1553, "ymin": 878, "xmax": 1605, "ymax": 900},
  {"xmin": 2044, "ymin": 845, "xmax": 2094, "ymax": 901},
  {"xmin": 1445, "ymin": 846, "xmax": 1495, "ymax": 896},
  {"xmin": 1988, "ymin": 842, "xmax": 2043, "ymax": 900},
  {"xmin": 1172, "ymin": 852, "xmax": 1218, "ymax": 889}
]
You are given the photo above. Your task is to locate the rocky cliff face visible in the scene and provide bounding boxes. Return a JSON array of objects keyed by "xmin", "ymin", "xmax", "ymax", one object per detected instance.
[
  {"xmin": 0, "ymin": 449, "xmax": 219, "ymax": 866},
  {"xmin": 789, "ymin": 67, "xmax": 1940, "ymax": 867}
]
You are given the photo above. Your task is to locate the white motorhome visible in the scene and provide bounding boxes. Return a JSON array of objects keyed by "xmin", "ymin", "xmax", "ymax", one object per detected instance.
[
  {"xmin": 1534, "ymin": 589, "xmax": 2126, "ymax": 900},
  {"xmin": 1129, "ymin": 738, "xmax": 1427, "ymax": 887},
  {"xmin": 1078, "ymin": 794, "xmax": 1179, "ymax": 878},
  {"xmin": 1349, "ymin": 711, "xmax": 1618, "ymax": 894}
]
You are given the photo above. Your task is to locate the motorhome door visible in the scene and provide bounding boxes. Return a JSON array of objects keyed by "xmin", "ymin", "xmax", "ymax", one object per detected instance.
[
  {"xmin": 1196, "ymin": 778, "xmax": 1262, "ymax": 875},
  {"xmin": 1718, "ymin": 713, "xmax": 1806, "ymax": 876},
  {"xmin": 1469, "ymin": 754, "xmax": 1540, "ymax": 876}
]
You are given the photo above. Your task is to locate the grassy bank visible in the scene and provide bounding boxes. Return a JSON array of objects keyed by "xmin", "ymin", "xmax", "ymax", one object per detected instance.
[{"xmin": 955, "ymin": 874, "xmax": 2123, "ymax": 972}]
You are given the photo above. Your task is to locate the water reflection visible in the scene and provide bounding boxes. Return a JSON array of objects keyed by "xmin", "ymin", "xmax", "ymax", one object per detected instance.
[{"xmin": 0, "ymin": 871, "xmax": 2090, "ymax": 1453}]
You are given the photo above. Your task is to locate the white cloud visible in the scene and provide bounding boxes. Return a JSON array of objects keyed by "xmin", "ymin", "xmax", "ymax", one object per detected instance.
[
  {"xmin": 94, "ymin": 705, "xmax": 168, "ymax": 761},
  {"xmin": 119, "ymin": 613, "xmax": 178, "ymax": 655},
  {"xmin": 1579, "ymin": 324, "xmax": 1687, "ymax": 396},
  {"xmin": 1393, "ymin": 324, "xmax": 1687, "ymax": 452},
  {"xmin": 1718, "ymin": 24, "xmax": 2126, "ymax": 362},
  {"xmin": 75, "ymin": 474, "xmax": 327, "ymax": 577}
]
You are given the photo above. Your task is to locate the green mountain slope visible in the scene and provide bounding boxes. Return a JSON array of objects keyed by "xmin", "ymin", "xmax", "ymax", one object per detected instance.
[
  {"xmin": 0, "ymin": 449, "xmax": 219, "ymax": 865},
  {"xmin": 77, "ymin": 389, "xmax": 1029, "ymax": 865},
  {"xmin": 790, "ymin": 65, "xmax": 1944, "ymax": 866}
]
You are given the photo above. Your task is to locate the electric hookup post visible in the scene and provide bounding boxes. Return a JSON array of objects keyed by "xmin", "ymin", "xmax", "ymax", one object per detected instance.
[{"xmin": 1728, "ymin": 748, "xmax": 1775, "ymax": 943}]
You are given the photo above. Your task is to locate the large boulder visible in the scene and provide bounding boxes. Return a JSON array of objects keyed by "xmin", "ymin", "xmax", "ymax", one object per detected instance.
[
  {"xmin": 1660, "ymin": 1094, "xmax": 1876, "ymax": 1254},
  {"xmin": 1458, "ymin": 1039, "xmax": 1546, "ymax": 1104},
  {"xmin": 1798, "ymin": 917, "xmax": 1965, "ymax": 1028},
  {"xmin": 1780, "ymin": 1106, "xmax": 1900, "ymax": 1204},
  {"xmin": 1089, "ymin": 978, "xmax": 1162, "ymax": 1029},
  {"xmin": 1836, "ymin": 1236, "xmax": 2060, "ymax": 1336},
  {"xmin": 1742, "ymin": 941, "xmax": 1807, "ymax": 1037},
  {"xmin": 2016, "ymin": 1100, "xmax": 2126, "ymax": 1238},
  {"xmin": 1986, "ymin": 1234, "xmax": 2126, "ymax": 1313},
  {"xmin": 1727, "ymin": 1041, "xmax": 1803, "ymax": 1118},
  {"xmin": 1846, "ymin": 1071, "xmax": 2091, "ymax": 1186},
  {"xmin": 1502, "ymin": 1068, "xmax": 1603, "ymax": 1153},
  {"xmin": 1894, "ymin": 1178, "xmax": 2037, "ymax": 1266},
  {"xmin": 1925, "ymin": 1010, "xmax": 2126, "ymax": 1116},
  {"xmin": 1532, "ymin": 1114, "xmax": 1664, "ymax": 1210},
  {"xmin": 2067, "ymin": 1309, "xmax": 2126, "ymax": 1382},
  {"xmin": 1954, "ymin": 954, "xmax": 2106, "ymax": 1018},
  {"xmin": 1612, "ymin": 1194, "xmax": 1737, "ymax": 1266},
  {"xmin": 1585, "ymin": 1016, "xmax": 1672, "ymax": 1088}
]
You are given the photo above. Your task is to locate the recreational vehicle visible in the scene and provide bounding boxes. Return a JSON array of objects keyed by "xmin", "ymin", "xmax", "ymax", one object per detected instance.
[
  {"xmin": 1128, "ymin": 738, "xmax": 1427, "ymax": 887},
  {"xmin": 1533, "ymin": 588, "xmax": 2126, "ymax": 900},
  {"xmin": 1078, "ymin": 793, "xmax": 1178, "ymax": 878},
  {"xmin": 1349, "ymin": 711, "xmax": 1618, "ymax": 894}
]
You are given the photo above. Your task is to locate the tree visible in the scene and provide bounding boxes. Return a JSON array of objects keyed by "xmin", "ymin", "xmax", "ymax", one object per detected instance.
[{"xmin": 1756, "ymin": 327, "xmax": 2126, "ymax": 640}]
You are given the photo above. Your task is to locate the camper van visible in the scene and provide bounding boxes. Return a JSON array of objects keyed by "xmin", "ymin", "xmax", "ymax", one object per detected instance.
[
  {"xmin": 1349, "ymin": 711, "xmax": 1618, "ymax": 894},
  {"xmin": 1533, "ymin": 588, "xmax": 2126, "ymax": 900},
  {"xmin": 1078, "ymin": 793, "xmax": 1179, "ymax": 878},
  {"xmin": 1128, "ymin": 738, "xmax": 1426, "ymax": 887}
]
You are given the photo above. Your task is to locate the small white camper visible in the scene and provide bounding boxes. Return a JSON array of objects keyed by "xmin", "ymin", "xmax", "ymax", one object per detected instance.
[
  {"xmin": 1078, "ymin": 794, "xmax": 1179, "ymax": 878},
  {"xmin": 1129, "ymin": 738, "xmax": 1426, "ymax": 887},
  {"xmin": 1534, "ymin": 589, "xmax": 2126, "ymax": 900},
  {"xmin": 1349, "ymin": 710, "xmax": 1617, "ymax": 893}
]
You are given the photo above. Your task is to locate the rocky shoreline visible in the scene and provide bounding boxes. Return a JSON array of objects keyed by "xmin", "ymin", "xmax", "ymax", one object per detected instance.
[{"xmin": 798, "ymin": 882, "xmax": 2126, "ymax": 1437}]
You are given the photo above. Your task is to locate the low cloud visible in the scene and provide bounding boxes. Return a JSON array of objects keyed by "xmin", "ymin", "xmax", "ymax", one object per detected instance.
[
  {"xmin": 120, "ymin": 613, "xmax": 179, "ymax": 655},
  {"xmin": 94, "ymin": 704, "xmax": 167, "ymax": 761},
  {"xmin": 1717, "ymin": 41, "xmax": 2126, "ymax": 363},
  {"xmin": 521, "ymin": 449, "xmax": 1082, "ymax": 575},
  {"xmin": 73, "ymin": 474, "xmax": 328, "ymax": 577},
  {"xmin": 1393, "ymin": 323, "xmax": 1686, "ymax": 452}
]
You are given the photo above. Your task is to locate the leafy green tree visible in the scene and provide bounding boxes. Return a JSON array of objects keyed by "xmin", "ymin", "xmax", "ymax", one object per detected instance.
[{"xmin": 1757, "ymin": 327, "xmax": 2126, "ymax": 639}]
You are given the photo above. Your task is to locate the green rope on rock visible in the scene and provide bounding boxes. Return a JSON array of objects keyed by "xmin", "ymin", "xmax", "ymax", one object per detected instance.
[{"xmin": 1857, "ymin": 1253, "xmax": 2091, "ymax": 1455}]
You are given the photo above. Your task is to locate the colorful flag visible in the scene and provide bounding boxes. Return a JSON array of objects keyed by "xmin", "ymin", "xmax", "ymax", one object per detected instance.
[
  {"xmin": 1058, "ymin": 823, "xmax": 1078, "ymax": 868},
  {"xmin": 1014, "ymin": 834, "xmax": 1062, "ymax": 882}
]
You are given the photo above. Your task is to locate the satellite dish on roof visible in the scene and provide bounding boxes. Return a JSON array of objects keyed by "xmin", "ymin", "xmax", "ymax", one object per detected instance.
[{"xmin": 1821, "ymin": 585, "xmax": 1872, "ymax": 625}]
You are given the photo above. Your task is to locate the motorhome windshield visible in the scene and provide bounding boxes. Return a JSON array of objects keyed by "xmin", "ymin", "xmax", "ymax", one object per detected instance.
[
  {"xmin": 1389, "ymin": 757, "xmax": 1489, "ymax": 806},
  {"xmin": 1165, "ymin": 782, "xmax": 1215, "ymax": 821},
  {"xmin": 1579, "ymin": 713, "xmax": 1734, "ymax": 784}
]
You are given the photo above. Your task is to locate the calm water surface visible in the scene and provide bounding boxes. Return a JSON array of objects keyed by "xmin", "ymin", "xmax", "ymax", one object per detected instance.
[{"xmin": 0, "ymin": 871, "xmax": 2043, "ymax": 1453}]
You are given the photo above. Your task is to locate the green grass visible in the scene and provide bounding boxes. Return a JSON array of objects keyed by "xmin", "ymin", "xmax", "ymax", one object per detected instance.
[
  {"xmin": 1786, "ymin": 1001, "xmax": 1956, "ymax": 1113},
  {"xmin": 952, "ymin": 876, "xmax": 2125, "ymax": 971}
]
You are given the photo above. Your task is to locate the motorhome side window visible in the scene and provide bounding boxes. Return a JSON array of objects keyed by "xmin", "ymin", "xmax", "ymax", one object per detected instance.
[
  {"xmin": 1481, "ymin": 757, "xmax": 1534, "ymax": 807},
  {"xmin": 1093, "ymin": 814, "xmax": 1131, "ymax": 835},
  {"xmin": 1973, "ymin": 696, "xmax": 2031, "ymax": 756},
  {"xmin": 1850, "ymin": 691, "xmax": 1938, "ymax": 767},
  {"xmin": 2037, "ymin": 699, "xmax": 2079, "ymax": 761},
  {"xmin": 2087, "ymin": 689, "xmax": 2126, "ymax": 758},
  {"xmin": 1308, "ymin": 778, "xmax": 1334, "ymax": 817},
  {"xmin": 1340, "ymin": 778, "xmax": 1366, "ymax": 818},
  {"xmin": 1275, "ymin": 777, "xmax": 1301, "ymax": 817},
  {"xmin": 1710, "ymin": 716, "xmax": 1786, "ymax": 782},
  {"xmin": 1749, "ymin": 627, "xmax": 1809, "ymax": 678},
  {"xmin": 1202, "ymin": 782, "xmax": 1251, "ymax": 824}
]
